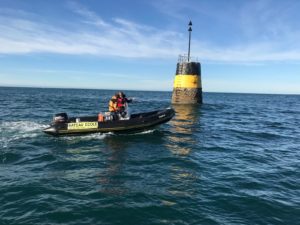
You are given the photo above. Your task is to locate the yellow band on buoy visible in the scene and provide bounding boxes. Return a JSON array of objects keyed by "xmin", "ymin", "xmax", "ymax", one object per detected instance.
[{"xmin": 173, "ymin": 75, "xmax": 201, "ymax": 88}]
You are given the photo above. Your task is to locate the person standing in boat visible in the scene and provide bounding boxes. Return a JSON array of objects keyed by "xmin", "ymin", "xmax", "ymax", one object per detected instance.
[
  {"xmin": 108, "ymin": 92, "xmax": 132, "ymax": 119},
  {"xmin": 117, "ymin": 91, "xmax": 132, "ymax": 113},
  {"xmin": 116, "ymin": 91, "xmax": 132, "ymax": 119}
]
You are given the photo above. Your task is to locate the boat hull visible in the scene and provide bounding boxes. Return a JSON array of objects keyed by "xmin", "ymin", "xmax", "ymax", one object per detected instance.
[{"xmin": 43, "ymin": 108, "xmax": 175, "ymax": 136}]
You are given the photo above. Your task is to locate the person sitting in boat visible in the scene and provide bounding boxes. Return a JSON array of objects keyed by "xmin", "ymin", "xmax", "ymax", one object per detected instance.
[{"xmin": 108, "ymin": 93, "xmax": 119, "ymax": 112}]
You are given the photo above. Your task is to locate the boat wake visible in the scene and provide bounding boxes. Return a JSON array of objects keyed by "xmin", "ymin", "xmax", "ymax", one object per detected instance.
[
  {"xmin": 0, "ymin": 121, "xmax": 158, "ymax": 149},
  {"xmin": 0, "ymin": 121, "xmax": 47, "ymax": 148},
  {"xmin": 118, "ymin": 129, "xmax": 156, "ymax": 136},
  {"xmin": 59, "ymin": 129, "xmax": 156, "ymax": 141},
  {"xmin": 61, "ymin": 132, "xmax": 109, "ymax": 141}
]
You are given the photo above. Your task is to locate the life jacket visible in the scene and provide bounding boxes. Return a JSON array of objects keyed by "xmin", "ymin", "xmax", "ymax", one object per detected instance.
[
  {"xmin": 109, "ymin": 96, "xmax": 118, "ymax": 112},
  {"xmin": 117, "ymin": 97, "xmax": 126, "ymax": 108}
]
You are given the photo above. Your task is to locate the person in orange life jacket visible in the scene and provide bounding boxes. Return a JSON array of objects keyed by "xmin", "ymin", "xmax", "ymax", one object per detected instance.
[
  {"xmin": 108, "ymin": 93, "xmax": 119, "ymax": 112},
  {"xmin": 117, "ymin": 91, "xmax": 132, "ymax": 113}
]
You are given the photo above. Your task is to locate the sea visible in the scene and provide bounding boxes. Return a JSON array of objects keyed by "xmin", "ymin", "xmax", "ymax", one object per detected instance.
[{"xmin": 0, "ymin": 87, "xmax": 299, "ymax": 225}]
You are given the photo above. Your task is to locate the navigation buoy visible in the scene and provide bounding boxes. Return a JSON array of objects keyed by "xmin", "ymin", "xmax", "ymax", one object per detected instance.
[{"xmin": 172, "ymin": 21, "xmax": 202, "ymax": 104}]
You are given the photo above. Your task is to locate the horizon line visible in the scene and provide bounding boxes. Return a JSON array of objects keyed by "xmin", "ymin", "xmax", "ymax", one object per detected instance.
[{"xmin": 0, "ymin": 85, "xmax": 299, "ymax": 96}]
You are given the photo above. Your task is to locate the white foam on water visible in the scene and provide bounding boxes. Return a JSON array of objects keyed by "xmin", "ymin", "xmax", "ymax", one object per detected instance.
[
  {"xmin": 58, "ymin": 129, "xmax": 155, "ymax": 142},
  {"xmin": 1, "ymin": 121, "xmax": 48, "ymax": 133},
  {"xmin": 118, "ymin": 129, "xmax": 156, "ymax": 136},
  {"xmin": 61, "ymin": 132, "xmax": 109, "ymax": 141},
  {"xmin": 138, "ymin": 129, "xmax": 156, "ymax": 134},
  {"xmin": 0, "ymin": 121, "xmax": 48, "ymax": 149}
]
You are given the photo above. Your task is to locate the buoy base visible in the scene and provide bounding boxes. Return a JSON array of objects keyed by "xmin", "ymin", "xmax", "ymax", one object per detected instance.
[{"xmin": 171, "ymin": 87, "xmax": 202, "ymax": 104}]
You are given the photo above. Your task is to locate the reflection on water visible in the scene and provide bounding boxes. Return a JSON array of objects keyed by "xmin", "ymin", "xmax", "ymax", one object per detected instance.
[
  {"xmin": 166, "ymin": 105, "xmax": 202, "ymax": 198},
  {"xmin": 97, "ymin": 136, "xmax": 129, "ymax": 195},
  {"xmin": 97, "ymin": 133, "xmax": 165, "ymax": 195},
  {"xmin": 103, "ymin": 135, "xmax": 130, "ymax": 151},
  {"xmin": 171, "ymin": 105, "xmax": 200, "ymax": 134},
  {"xmin": 166, "ymin": 105, "xmax": 201, "ymax": 155},
  {"xmin": 168, "ymin": 165, "xmax": 199, "ymax": 198}
]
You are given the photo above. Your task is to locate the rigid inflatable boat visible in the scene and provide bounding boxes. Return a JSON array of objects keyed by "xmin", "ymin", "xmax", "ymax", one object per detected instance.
[{"xmin": 43, "ymin": 108, "xmax": 175, "ymax": 136}]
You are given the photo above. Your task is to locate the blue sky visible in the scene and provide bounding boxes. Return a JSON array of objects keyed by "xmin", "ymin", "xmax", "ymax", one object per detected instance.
[{"xmin": 0, "ymin": 0, "xmax": 300, "ymax": 94}]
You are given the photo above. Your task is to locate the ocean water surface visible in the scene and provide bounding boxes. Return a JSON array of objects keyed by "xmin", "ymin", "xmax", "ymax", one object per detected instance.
[{"xmin": 0, "ymin": 87, "xmax": 299, "ymax": 225}]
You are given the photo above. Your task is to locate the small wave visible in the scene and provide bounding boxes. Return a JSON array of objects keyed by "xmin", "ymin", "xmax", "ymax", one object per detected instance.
[
  {"xmin": 280, "ymin": 110, "xmax": 299, "ymax": 114},
  {"xmin": 0, "ymin": 121, "xmax": 48, "ymax": 133},
  {"xmin": 59, "ymin": 129, "xmax": 156, "ymax": 141},
  {"xmin": 0, "ymin": 121, "xmax": 48, "ymax": 149},
  {"xmin": 60, "ymin": 132, "xmax": 109, "ymax": 141},
  {"xmin": 0, "ymin": 152, "xmax": 22, "ymax": 164},
  {"xmin": 232, "ymin": 129, "xmax": 287, "ymax": 140},
  {"xmin": 117, "ymin": 129, "xmax": 156, "ymax": 136}
]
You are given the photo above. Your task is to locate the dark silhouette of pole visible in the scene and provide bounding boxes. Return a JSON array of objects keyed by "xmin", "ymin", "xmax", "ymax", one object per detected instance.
[{"xmin": 188, "ymin": 20, "xmax": 192, "ymax": 62}]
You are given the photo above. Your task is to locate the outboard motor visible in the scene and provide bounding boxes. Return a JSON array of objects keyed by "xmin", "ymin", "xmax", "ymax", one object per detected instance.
[{"xmin": 53, "ymin": 113, "xmax": 68, "ymax": 124}]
